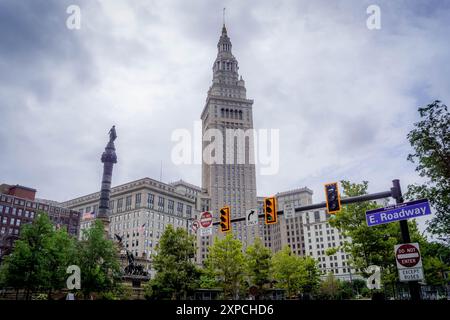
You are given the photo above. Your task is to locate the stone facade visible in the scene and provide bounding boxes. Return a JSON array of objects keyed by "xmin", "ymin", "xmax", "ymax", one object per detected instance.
[{"xmin": 60, "ymin": 177, "xmax": 199, "ymax": 277}]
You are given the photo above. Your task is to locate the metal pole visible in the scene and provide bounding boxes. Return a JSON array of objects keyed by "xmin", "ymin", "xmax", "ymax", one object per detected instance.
[{"xmin": 392, "ymin": 179, "xmax": 421, "ymax": 301}]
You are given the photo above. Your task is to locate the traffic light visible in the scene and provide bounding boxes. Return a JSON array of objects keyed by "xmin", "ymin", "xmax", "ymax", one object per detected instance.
[
  {"xmin": 219, "ymin": 206, "xmax": 231, "ymax": 232},
  {"xmin": 264, "ymin": 197, "xmax": 278, "ymax": 225},
  {"xmin": 324, "ymin": 182, "xmax": 341, "ymax": 214}
]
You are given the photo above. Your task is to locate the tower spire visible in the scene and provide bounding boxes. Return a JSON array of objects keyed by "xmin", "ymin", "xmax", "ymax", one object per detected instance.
[{"xmin": 223, "ymin": 7, "xmax": 226, "ymax": 26}]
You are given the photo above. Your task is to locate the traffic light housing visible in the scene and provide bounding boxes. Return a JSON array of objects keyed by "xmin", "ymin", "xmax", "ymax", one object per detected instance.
[
  {"xmin": 219, "ymin": 206, "xmax": 231, "ymax": 232},
  {"xmin": 325, "ymin": 182, "xmax": 341, "ymax": 214},
  {"xmin": 264, "ymin": 197, "xmax": 278, "ymax": 225}
]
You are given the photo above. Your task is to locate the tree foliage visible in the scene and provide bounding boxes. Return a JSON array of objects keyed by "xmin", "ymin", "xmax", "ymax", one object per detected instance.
[
  {"xmin": 244, "ymin": 237, "xmax": 272, "ymax": 297},
  {"xmin": 406, "ymin": 100, "xmax": 450, "ymax": 242},
  {"xmin": 77, "ymin": 220, "xmax": 121, "ymax": 299},
  {"xmin": 145, "ymin": 225, "xmax": 199, "ymax": 300},
  {"xmin": 205, "ymin": 234, "xmax": 245, "ymax": 299},
  {"xmin": 271, "ymin": 246, "xmax": 320, "ymax": 298},
  {"xmin": 0, "ymin": 212, "xmax": 77, "ymax": 299}
]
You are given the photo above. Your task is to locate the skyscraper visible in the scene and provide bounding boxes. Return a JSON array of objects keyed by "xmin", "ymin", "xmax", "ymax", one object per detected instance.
[{"xmin": 201, "ymin": 24, "xmax": 258, "ymax": 248}]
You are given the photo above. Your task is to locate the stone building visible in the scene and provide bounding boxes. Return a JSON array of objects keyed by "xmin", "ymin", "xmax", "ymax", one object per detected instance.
[{"xmin": 60, "ymin": 177, "xmax": 200, "ymax": 277}]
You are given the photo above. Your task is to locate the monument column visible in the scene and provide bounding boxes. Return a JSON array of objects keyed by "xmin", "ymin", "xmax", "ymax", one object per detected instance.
[{"xmin": 97, "ymin": 125, "xmax": 118, "ymax": 236}]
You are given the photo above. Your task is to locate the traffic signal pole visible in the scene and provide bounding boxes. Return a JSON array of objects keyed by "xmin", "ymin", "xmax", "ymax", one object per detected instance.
[{"xmin": 211, "ymin": 179, "xmax": 421, "ymax": 301}]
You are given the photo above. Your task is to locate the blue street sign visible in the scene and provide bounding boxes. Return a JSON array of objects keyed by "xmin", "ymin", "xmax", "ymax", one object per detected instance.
[{"xmin": 366, "ymin": 199, "xmax": 431, "ymax": 227}]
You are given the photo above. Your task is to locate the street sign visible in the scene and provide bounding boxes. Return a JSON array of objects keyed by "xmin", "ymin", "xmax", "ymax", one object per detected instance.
[
  {"xmin": 191, "ymin": 220, "xmax": 200, "ymax": 233},
  {"xmin": 366, "ymin": 199, "xmax": 431, "ymax": 227},
  {"xmin": 394, "ymin": 243, "xmax": 424, "ymax": 282},
  {"xmin": 200, "ymin": 211, "xmax": 213, "ymax": 228},
  {"xmin": 284, "ymin": 202, "xmax": 295, "ymax": 220},
  {"xmin": 200, "ymin": 226, "xmax": 212, "ymax": 236},
  {"xmin": 246, "ymin": 208, "xmax": 258, "ymax": 226}
]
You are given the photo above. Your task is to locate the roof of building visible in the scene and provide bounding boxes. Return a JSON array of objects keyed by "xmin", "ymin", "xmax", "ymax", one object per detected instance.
[
  {"xmin": 169, "ymin": 179, "xmax": 202, "ymax": 191},
  {"xmin": 275, "ymin": 187, "xmax": 314, "ymax": 197}
]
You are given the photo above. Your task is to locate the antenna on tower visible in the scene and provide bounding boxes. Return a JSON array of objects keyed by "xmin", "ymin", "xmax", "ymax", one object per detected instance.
[{"xmin": 223, "ymin": 7, "xmax": 226, "ymax": 25}]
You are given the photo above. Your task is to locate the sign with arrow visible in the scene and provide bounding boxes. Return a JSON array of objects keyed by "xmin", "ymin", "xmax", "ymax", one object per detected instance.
[{"xmin": 246, "ymin": 208, "xmax": 258, "ymax": 226}]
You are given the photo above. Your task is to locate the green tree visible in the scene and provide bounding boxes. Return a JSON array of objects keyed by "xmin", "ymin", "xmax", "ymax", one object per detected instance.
[
  {"xmin": 406, "ymin": 100, "xmax": 450, "ymax": 243},
  {"xmin": 145, "ymin": 225, "xmax": 199, "ymax": 299},
  {"xmin": 42, "ymin": 228, "xmax": 77, "ymax": 299},
  {"xmin": 77, "ymin": 220, "xmax": 121, "ymax": 299},
  {"xmin": 0, "ymin": 213, "xmax": 54, "ymax": 299},
  {"xmin": 298, "ymin": 256, "xmax": 321, "ymax": 295},
  {"xmin": 421, "ymin": 241, "xmax": 450, "ymax": 286},
  {"xmin": 318, "ymin": 273, "xmax": 340, "ymax": 299},
  {"xmin": 245, "ymin": 237, "xmax": 272, "ymax": 298},
  {"xmin": 205, "ymin": 234, "xmax": 245, "ymax": 299},
  {"xmin": 272, "ymin": 246, "xmax": 302, "ymax": 298}
]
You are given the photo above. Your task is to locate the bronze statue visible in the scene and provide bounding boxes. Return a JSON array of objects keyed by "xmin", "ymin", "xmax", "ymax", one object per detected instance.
[{"xmin": 109, "ymin": 125, "xmax": 117, "ymax": 142}]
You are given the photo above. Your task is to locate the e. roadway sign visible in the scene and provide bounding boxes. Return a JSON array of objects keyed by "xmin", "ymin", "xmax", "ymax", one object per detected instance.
[{"xmin": 366, "ymin": 199, "xmax": 431, "ymax": 227}]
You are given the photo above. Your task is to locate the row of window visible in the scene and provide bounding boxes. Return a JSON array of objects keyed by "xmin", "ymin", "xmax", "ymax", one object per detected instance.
[
  {"xmin": 0, "ymin": 196, "xmax": 77, "ymax": 217},
  {"xmin": 0, "ymin": 206, "xmax": 35, "ymax": 218},
  {"xmin": 0, "ymin": 226, "xmax": 19, "ymax": 236}
]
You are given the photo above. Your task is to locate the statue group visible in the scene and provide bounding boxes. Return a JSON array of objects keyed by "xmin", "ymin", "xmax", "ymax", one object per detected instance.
[{"xmin": 115, "ymin": 234, "xmax": 148, "ymax": 277}]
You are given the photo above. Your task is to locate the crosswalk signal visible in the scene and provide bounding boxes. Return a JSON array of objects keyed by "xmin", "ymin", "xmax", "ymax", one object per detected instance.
[
  {"xmin": 219, "ymin": 206, "xmax": 231, "ymax": 232},
  {"xmin": 264, "ymin": 197, "xmax": 277, "ymax": 225},
  {"xmin": 325, "ymin": 182, "xmax": 341, "ymax": 214}
]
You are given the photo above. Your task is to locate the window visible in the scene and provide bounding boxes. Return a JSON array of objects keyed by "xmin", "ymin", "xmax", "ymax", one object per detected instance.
[
  {"xmin": 109, "ymin": 200, "xmax": 114, "ymax": 210},
  {"xmin": 10, "ymin": 218, "xmax": 15, "ymax": 226},
  {"xmin": 135, "ymin": 193, "xmax": 141, "ymax": 208},
  {"xmin": 126, "ymin": 196, "xmax": 132, "ymax": 210},
  {"xmin": 117, "ymin": 198, "xmax": 123, "ymax": 212},
  {"xmin": 186, "ymin": 205, "xmax": 192, "ymax": 217},
  {"xmin": 168, "ymin": 200, "xmax": 174, "ymax": 214},
  {"xmin": 147, "ymin": 193, "xmax": 154, "ymax": 209},
  {"xmin": 177, "ymin": 202, "xmax": 184, "ymax": 215},
  {"xmin": 314, "ymin": 211, "xmax": 320, "ymax": 222},
  {"xmin": 158, "ymin": 197, "xmax": 165, "ymax": 211}
]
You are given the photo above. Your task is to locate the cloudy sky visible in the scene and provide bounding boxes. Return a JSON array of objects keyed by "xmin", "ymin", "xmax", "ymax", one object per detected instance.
[{"xmin": 0, "ymin": 0, "xmax": 449, "ymax": 229}]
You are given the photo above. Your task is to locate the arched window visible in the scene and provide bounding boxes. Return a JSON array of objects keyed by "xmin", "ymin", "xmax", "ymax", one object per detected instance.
[{"xmin": 239, "ymin": 110, "xmax": 243, "ymax": 120}]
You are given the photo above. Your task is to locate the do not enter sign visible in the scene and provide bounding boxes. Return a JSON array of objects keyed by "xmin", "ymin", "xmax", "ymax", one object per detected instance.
[
  {"xmin": 395, "ymin": 243, "xmax": 422, "ymax": 269},
  {"xmin": 200, "ymin": 211, "xmax": 213, "ymax": 228}
]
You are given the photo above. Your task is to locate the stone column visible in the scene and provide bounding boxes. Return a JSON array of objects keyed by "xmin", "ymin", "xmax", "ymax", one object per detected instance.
[{"xmin": 97, "ymin": 128, "xmax": 117, "ymax": 236}]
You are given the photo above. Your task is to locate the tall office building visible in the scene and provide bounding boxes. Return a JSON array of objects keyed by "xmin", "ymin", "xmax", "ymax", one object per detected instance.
[{"xmin": 200, "ymin": 24, "xmax": 258, "ymax": 250}]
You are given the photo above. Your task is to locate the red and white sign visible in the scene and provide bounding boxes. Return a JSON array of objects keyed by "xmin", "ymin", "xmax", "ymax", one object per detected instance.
[
  {"xmin": 200, "ymin": 211, "xmax": 213, "ymax": 228},
  {"xmin": 395, "ymin": 243, "xmax": 421, "ymax": 268},
  {"xmin": 394, "ymin": 242, "xmax": 424, "ymax": 282},
  {"xmin": 191, "ymin": 220, "xmax": 200, "ymax": 233}
]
